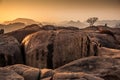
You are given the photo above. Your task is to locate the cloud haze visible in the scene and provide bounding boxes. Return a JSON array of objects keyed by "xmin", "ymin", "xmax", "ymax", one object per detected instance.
[{"xmin": 0, "ymin": 0, "xmax": 120, "ymax": 22}]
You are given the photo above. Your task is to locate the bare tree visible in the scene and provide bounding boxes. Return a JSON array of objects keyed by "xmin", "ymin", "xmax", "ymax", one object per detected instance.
[{"xmin": 86, "ymin": 17, "xmax": 98, "ymax": 26}]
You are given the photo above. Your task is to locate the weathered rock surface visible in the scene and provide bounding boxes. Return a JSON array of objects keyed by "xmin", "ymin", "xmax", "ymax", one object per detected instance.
[
  {"xmin": 52, "ymin": 72, "xmax": 104, "ymax": 80},
  {"xmin": 6, "ymin": 24, "xmax": 42, "ymax": 42},
  {"xmin": 55, "ymin": 56, "xmax": 120, "ymax": 80},
  {"xmin": 6, "ymin": 64, "xmax": 40, "ymax": 80},
  {"xmin": 0, "ymin": 35, "xmax": 23, "ymax": 67},
  {"xmin": 22, "ymin": 30, "xmax": 99, "ymax": 69},
  {"xmin": 0, "ymin": 68, "xmax": 24, "ymax": 80}
]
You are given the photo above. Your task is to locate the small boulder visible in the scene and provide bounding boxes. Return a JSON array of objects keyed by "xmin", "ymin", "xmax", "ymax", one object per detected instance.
[
  {"xmin": 40, "ymin": 69, "xmax": 54, "ymax": 79},
  {"xmin": 6, "ymin": 64, "xmax": 40, "ymax": 80},
  {"xmin": 0, "ymin": 68, "xmax": 24, "ymax": 80}
]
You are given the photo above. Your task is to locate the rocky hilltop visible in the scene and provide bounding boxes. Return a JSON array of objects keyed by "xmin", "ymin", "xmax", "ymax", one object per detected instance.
[{"xmin": 0, "ymin": 24, "xmax": 120, "ymax": 80}]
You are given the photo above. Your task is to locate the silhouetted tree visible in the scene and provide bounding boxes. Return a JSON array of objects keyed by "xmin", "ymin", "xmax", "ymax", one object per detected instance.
[{"xmin": 86, "ymin": 17, "xmax": 98, "ymax": 26}]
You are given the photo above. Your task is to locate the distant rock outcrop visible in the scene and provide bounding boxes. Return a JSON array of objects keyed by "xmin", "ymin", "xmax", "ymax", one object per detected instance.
[
  {"xmin": 6, "ymin": 24, "xmax": 42, "ymax": 43},
  {"xmin": 0, "ymin": 35, "xmax": 23, "ymax": 67},
  {"xmin": 22, "ymin": 30, "xmax": 99, "ymax": 69}
]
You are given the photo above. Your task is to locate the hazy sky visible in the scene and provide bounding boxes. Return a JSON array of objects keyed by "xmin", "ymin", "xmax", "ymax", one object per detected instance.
[{"xmin": 0, "ymin": 0, "xmax": 120, "ymax": 23}]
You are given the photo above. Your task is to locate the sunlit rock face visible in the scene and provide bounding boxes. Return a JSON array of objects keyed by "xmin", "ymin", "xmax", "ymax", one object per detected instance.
[
  {"xmin": 22, "ymin": 30, "xmax": 99, "ymax": 69},
  {"xmin": 6, "ymin": 24, "xmax": 42, "ymax": 43},
  {"xmin": 0, "ymin": 35, "xmax": 23, "ymax": 67}
]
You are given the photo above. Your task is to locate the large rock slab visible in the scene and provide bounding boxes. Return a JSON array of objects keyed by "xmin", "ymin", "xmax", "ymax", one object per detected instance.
[
  {"xmin": 55, "ymin": 56, "xmax": 120, "ymax": 80},
  {"xmin": 0, "ymin": 35, "xmax": 23, "ymax": 67},
  {"xmin": 52, "ymin": 72, "xmax": 104, "ymax": 80},
  {"xmin": 0, "ymin": 68, "xmax": 24, "ymax": 80},
  {"xmin": 22, "ymin": 30, "xmax": 99, "ymax": 69}
]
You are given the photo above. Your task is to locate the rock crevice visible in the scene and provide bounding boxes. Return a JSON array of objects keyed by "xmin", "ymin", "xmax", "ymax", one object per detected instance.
[{"xmin": 47, "ymin": 32, "xmax": 56, "ymax": 69}]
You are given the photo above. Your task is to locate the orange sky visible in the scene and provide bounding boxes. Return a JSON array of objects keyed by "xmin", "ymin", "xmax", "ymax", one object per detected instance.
[{"xmin": 0, "ymin": 0, "xmax": 120, "ymax": 23}]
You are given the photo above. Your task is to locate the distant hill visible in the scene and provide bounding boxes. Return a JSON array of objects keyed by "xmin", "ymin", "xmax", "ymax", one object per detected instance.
[
  {"xmin": 3, "ymin": 18, "xmax": 40, "ymax": 25},
  {"xmin": 1, "ymin": 18, "xmax": 120, "ymax": 33},
  {"xmin": 0, "ymin": 22, "xmax": 26, "ymax": 33},
  {"xmin": 1, "ymin": 18, "xmax": 42, "ymax": 33},
  {"xmin": 58, "ymin": 20, "xmax": 87, "ymax": 28},
  {"xmin": 95, "ymin": 20, "xmax": 120, "ymax": 27}
]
